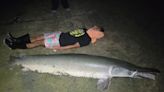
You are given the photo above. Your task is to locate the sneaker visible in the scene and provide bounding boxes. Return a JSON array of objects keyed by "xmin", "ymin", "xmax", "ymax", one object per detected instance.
[
  {"xmin": 3, "ymin": 38, "xmax": 16, "ymax": 49},
  {"xmin": 6, "ymin": 33, "xmax": 15, "ymax": 42},
  {"xmin": 7, "ymin": 33, "xmax": 14, "ymax": 38}
]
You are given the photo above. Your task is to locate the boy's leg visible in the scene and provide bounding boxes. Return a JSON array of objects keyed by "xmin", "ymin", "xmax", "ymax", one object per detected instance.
[
  {"xmin": 26, "ymin": 40, "xmax": 45, "ymax": 49},
  {"xmin": 6, "ymin": 33, "xmax": 31, "ymax": 44},
  {"xmin": 30, "ymin": 34, "xmax": 44, "ymax": 43},
  {"xmin": 52, "ymin": 0, "xmax": 59, "ymax": 11},
  {"xmin": 4, "ymin": 33, "xmax": 45, "ymax": 49},
  {"xmin": 61, "ymin": 0, "xmax": 69, "ymax": 9}
]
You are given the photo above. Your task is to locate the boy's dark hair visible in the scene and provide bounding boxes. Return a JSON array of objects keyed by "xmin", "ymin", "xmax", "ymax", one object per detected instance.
[
  {"xmin": 82, "ymin": 26, "xmax": 104, "ymax": 32},
  {"xmin": 96, "ymin": 26, "xmax": 104, "ymax": 32},
  {"xmin": 99, "ymin": 27, "xmax": 104, "ymax": 32}
]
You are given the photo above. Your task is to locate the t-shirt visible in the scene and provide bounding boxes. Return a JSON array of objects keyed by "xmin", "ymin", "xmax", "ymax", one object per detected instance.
[{"xmin": 59, "ymin": 28, "xmax": 91, "ymax": 47}]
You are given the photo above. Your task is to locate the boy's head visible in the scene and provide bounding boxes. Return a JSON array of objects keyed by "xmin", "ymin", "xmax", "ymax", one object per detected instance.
[{"xmin": 87, "ymin": 26, "xmax": 104, "ymax": 39}]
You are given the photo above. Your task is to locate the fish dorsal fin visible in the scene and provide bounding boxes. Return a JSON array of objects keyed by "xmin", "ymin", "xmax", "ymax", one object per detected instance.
[{"xmin": 96, "ymin": 77, "xmax": 112, "ymax": 91}]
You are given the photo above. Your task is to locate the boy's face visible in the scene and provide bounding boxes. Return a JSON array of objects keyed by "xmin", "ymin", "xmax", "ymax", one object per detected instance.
[{"xmin": 88, "ymin": 26, "xmax": 104, "ymax": 39}]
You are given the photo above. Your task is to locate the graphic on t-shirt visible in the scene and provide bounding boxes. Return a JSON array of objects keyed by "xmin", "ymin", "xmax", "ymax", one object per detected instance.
[{"xmin": 69, "ymin": 29, "xmax": 85, "ymax": 37}]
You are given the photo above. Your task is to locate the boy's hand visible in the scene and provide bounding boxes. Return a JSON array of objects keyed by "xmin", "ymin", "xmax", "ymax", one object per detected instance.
[{"xmin": 91, "ymin": 39, "xmax": 97, "ymax": 44}]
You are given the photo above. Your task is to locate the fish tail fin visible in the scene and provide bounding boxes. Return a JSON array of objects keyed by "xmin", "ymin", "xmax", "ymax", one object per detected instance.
[
  {"xmin": 9, "ymin": 53, "xmax": 26, "ymax": 63},
  {"xmin": 6, "ymin": 55, "xmax": 20, "ymax": 70},
  {"xmin": 9, "ymin": 56, "xmax": 16, "ymax": 62},
  {"xmin": 134, "ymin": 68, "xmax": 160, "ymax": 80},
  {"xmin": 8, "ymin": 55, "xmax": 20, "ymax": 64}
]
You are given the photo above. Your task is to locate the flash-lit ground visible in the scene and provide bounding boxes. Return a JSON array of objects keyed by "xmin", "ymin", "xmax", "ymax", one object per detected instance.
[{"xmin": 0, "ymin": 0, "xmax": 163, "ymax": 92}]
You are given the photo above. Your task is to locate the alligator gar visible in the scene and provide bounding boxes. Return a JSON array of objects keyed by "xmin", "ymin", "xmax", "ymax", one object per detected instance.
[{"xmin": 10, "ymin": 54, "xmax": 159, "ymax": 91}]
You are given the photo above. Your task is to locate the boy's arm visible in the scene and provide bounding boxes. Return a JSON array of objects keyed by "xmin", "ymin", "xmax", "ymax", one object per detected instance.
[{"xmin": 53, "ymin": 42, "xmax": 80, "ymax": 50}]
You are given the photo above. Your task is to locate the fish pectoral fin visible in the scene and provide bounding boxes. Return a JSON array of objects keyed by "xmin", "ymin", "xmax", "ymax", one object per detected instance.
[{"xmin": 96, "ymin": 77, "xmax": 112, "ymax": 91}]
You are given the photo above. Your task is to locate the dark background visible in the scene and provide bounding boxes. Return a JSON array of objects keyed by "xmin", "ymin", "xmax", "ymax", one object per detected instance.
[
  {"xmin": 0, "ymin": 0, "xmax": 163, "ymax": 92},
  {"xmin": 0, "ymin": 0, "xmax": 163, "ymax": 44}
]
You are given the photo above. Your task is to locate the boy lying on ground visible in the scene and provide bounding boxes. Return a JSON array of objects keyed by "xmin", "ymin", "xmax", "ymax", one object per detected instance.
[{"xmin": 4, "ymin": 26, "xmax": 104, "ymax": 51}]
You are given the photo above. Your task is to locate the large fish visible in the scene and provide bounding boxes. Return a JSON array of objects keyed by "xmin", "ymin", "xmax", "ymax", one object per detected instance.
[{"xmin": 10, "ymin": 54, "xmax": 159, "ymax": 91}]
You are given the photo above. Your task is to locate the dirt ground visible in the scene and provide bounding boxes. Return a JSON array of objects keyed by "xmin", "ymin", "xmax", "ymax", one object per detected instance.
[{"xmin": 0, "ymin": 0, "xmax": 163, "ymax": 92}]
